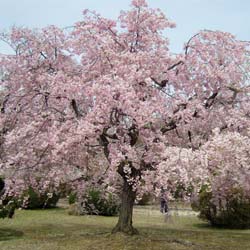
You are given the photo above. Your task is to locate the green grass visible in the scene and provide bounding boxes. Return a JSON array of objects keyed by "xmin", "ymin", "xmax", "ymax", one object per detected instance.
[{"xmin": 0, "ymin": 206, "xmax": 249, "ymax": 250}]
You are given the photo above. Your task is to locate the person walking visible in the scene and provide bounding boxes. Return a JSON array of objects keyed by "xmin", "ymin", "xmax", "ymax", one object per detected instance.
[{"xmin": 160, "ymin": 187, "xmax": 168, "ymax": 213}]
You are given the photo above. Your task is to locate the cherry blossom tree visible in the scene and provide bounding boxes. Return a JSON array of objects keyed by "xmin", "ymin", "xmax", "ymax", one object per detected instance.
[
  {"xmin": 199, "ymin": 130, "xmax": 250, "ymax": 204},
  {"xmin": 189, "ymin": 130, "xmax": 250, "ymax": 228},
  {"xmin": 0, "ymin": 0, "xmax": 250, "ymax": 234}
]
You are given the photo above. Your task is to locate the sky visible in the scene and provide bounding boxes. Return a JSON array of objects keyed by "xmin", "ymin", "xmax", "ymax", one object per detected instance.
[{"xmin": 0, "ymin": 0, "xmax": 250, "ymax": 53}]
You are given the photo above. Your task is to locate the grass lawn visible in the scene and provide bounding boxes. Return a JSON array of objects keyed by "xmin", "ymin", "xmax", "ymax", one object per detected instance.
[{"xmin": 0, "ymin": 205, "xmax": 249, "ymax": 250}]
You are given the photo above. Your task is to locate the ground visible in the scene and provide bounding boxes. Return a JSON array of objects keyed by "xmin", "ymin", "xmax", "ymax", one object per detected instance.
[{"xmin": 0, "ymin": 205, "xmax": 249, "ymax": 250}]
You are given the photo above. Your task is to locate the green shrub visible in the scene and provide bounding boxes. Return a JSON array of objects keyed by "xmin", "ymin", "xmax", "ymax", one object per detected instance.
[
  {"xmin": 0, "ymin": 177, "xmax": 16, "ymax": 219},
  {"xmin": 22, "ymin": 187, "xmax": 60, "ymax": 209},
  {"xmin": 192, "ymin": 186, "xmax": 250, "ymax": 229},
  {"xmin": 68, "ymin": 192, "xmax": 77, "ymax": 205},
  {"xmin": 69, "ymin": 189, "xmax": 120, "ymax": 216},
  {"xmin": 84, "ymin": 189, "xmax": 120, "ymax": 216},
  {"xmin": 0, "ymin": 201, "xmax": 16, "ymax": 219}
]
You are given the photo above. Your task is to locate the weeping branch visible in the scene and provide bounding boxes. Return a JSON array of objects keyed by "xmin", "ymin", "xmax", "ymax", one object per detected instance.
[{"xmin": 205, "ymin": 92, "xmax": 218, "ymax": 108}]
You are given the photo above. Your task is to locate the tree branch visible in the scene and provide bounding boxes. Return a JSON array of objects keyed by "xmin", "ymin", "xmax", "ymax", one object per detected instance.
[{"xmin": 71, "ymin": 99, "xmax": 81, "ymax": 117}]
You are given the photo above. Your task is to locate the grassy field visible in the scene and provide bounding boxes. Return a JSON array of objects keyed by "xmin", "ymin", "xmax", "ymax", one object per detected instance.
[{"xmin": 0, "ymin": 206, "xmax": 249, "ymax": 250}]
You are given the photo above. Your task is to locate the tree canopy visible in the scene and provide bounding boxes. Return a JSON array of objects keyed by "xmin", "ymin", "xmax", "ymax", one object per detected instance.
[{"xmin": 1, "ymin": 0, "xmax": 250, "ymax": 233}]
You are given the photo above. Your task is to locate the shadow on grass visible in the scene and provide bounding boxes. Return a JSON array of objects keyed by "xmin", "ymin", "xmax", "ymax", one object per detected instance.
[
  {"xmin": 0, "ymin": 228, "xmax": 24, "ymax": 241},
  {"xmin": 193, "ymin": 222, "xmax": 212, "ymax": 229},
  {"xmin": 193, "ymin": 222, "xmax": 250, "ymax": 231},
  {"xmin": 24, "ymin": 207, "xmax": 65, "ymax": 211}
]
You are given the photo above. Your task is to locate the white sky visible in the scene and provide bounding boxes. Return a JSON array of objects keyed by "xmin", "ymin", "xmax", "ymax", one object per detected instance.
[{"xmin": 1, "ymin": 0, "xmax": 250, "ymax": 53}]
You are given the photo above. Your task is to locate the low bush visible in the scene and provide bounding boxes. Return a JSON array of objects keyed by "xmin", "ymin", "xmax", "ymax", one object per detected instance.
[
  {"xmin": 192, "ymin": 186, "xmax": 250, "ymax": 229},
  {"xmin": 0, "ymin": 177, "xmax": 16, "ymax": 218},
  {"xmin": 21, "ymin": 187, "xmax": 60, "ymax": 209},
  {"xmin": 68, "ymin": 188, "xmax": 120, "ymax": 216},
  {"xmin": 68, "ymin": 192, "xmax": 77, "ymax": 205},
  {"xmin": 0, "ymin": 200, "xmax": 16, "ymax": 219}
]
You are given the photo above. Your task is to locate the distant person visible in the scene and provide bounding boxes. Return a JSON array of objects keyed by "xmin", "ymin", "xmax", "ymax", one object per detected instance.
[{"xmin": 160, "ymin": 187, "xmax": 168, "ymax": 213}]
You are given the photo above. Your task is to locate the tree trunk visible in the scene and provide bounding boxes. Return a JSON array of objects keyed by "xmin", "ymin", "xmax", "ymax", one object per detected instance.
[{"xmin": 112, "ymin": 178, "xmax": 138, "ymax": 235}]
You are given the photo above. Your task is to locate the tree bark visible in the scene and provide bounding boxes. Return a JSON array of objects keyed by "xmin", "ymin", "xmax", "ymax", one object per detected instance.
[{"xmin": 112, "ymin": 178, "xmax": 138, "ymax": 235}]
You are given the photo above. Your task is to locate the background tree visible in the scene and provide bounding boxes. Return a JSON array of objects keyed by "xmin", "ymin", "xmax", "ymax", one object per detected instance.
[{"xmin": 192, "ymin": 130, "xmax": 250, "ymax": 228}]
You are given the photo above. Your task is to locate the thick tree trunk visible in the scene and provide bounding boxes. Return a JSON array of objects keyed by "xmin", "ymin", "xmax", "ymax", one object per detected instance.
[{"xmin": 112, "ymin": 178, "xmax": 138, "ymax": 235}]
